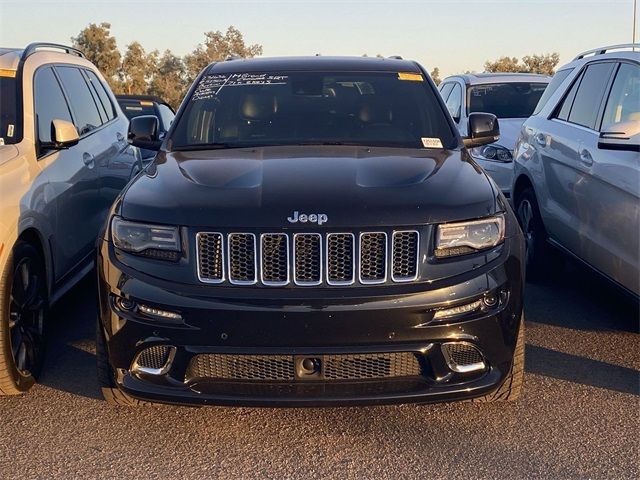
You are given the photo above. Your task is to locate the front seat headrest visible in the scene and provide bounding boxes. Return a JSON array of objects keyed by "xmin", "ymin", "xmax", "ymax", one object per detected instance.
[
  {"xmin": 240, "ymin": 93, "xmax": 278, "ymax": 121},
  {"xmin": 358, "ymin": 96, "xmax": 392, "ymax": 124}
]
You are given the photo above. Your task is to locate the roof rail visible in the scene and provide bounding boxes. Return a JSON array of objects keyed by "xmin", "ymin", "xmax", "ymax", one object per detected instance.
[
  {"xmin": 21, "ymin": 42, "xmax": 85, "ymax": 61},
  {"xmin": 388, "ymin": 55, "xmax": 403, "ymax": 60},
  {"xmin": 573, "ymin": 43, "xmax": 639, "ymax": 60}
]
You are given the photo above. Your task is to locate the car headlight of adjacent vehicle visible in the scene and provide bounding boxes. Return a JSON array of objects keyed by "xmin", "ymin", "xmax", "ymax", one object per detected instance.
[
  {"xmin": 435, "ymin": 214, "xmax": 505, "ymax": 258},
  {"xmin": 470, "ymin": 144, "xmax": 513, "ymax": 162},
  {"xmin": 111, "ymin": 217, "xmax": 181, "ymax": 261}
]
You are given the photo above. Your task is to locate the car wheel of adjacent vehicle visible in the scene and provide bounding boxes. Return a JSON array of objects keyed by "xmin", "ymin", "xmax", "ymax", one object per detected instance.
[
  {"xmin": 96, "ymin": 319, "xmax": 150, "ymax": 406},
  {"xmin": 473, "ymin": 314, "xmax": 525, "ymax": 402},
  {"xmin": 0, "ymin": 241, "xmax": 47, "ymax": 395},
  {"xmin": 515, "ymin": 188, "xmax": 562, "ymax": 280}
]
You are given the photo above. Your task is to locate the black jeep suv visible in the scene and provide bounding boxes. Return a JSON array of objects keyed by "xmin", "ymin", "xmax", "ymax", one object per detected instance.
[{"xmin": 97, "ymin": 56, "xmax": 525, "ymax": 406}]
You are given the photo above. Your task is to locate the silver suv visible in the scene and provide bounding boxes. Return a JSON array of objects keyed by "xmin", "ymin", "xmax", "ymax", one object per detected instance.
[
  {"xmin": 0, "ymin": 43, "xmax": 142, "ymax": 395},
  {"xmin": 439, "ymin": 73, "xmax": 550, "ymax": 197},
  {"xmin": 512, "ymin": 44, "xmax": 639, "ymax": 296}
]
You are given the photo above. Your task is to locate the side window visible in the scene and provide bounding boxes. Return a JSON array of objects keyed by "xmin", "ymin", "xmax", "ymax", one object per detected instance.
[
  {"xmin": 33, "ymin": 66, "xmax": 73, "ymax": 145},
  {"xmin": 445, "ymin": 83, "xmax": 462, "ymax": 121},
  {"xmin": 566, "ymin": 63, "xmax": 615, "ymax": 129},
  {"xmin": 600, "ymin": 63, "xmax": 640, "ymax": 130},
  {"xmin": 439, "ymin": 82, "xmax": 454, "ymax": 101},
  {"xmin": 533, "ymin": 67, "xmax": 573, "ymax": 115},
  {"xmin": 556, "ymin": 70, "xmax": 583, "ymax": 121},
  {"xmin": 157, "ymin": 104, "xmax": 175, "ymax": 131},
  {"xmin": 85, "ymin": 70, "xmax": 116, "ymax": 121},
  {"xmin": 55, "ymin": 66, "xmax": 103, "ymax": 135},
  {"xmin": 81, "ymin": 70, "xmax": 108, "ymax": 122}
]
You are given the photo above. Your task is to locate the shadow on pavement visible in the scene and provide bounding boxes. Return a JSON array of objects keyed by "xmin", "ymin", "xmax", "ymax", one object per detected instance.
[
  {"xmin": 38, "ymin": 273, "xmax": 101, "ymax": 400},
  {"xmin": 526, "ymin": 344, "xmax": 639, "ymax": 396},
  {"xmin": 524, "ymin": 260, "xmax": 639, "ymax": 333}
]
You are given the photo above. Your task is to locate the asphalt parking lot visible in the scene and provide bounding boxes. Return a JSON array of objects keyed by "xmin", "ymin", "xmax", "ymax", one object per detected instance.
[{"xmin": 0, "ymin": 261, "xmax": 638, "ymax": 479}]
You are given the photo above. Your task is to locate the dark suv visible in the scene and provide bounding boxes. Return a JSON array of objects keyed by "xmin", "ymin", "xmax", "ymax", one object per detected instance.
[
  {"xmin": 97, "ymin": 56, "xmax": 525, "ymax": 406},
  {"xmin": 115, "ymin": 95, "xmax": 175, "ymax": 159}
]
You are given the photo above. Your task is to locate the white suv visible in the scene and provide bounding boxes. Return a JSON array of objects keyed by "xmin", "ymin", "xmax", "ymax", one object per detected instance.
[
  {"xmin": 0, "ymin": 43, "xmax": 142, "ymax": 395},
  {"xmin": 512, "ymin": 44, "xmax": 639, "ymax": 296},
  {"xmin": 439, "ymin": 73, "xmax": 550, "ymax": 197}
]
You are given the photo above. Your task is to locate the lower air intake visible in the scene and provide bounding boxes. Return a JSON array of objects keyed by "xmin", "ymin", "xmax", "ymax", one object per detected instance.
[
  {"xmin": 186, "ymin": 352, "xmax": 422, "ymax": 382},
  {"xmin": 133, "ymin": 345, "xmax": 174, "ymax": 374},
  {"xmin": 441, "ymin": 343, "xmax": 486, "ymax": 373}
]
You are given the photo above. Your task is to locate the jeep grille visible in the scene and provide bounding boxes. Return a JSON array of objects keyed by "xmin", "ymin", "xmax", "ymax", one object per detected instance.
[{"xmin": 196, "ymin": 230, "xmax": 420, "ymax": 287}]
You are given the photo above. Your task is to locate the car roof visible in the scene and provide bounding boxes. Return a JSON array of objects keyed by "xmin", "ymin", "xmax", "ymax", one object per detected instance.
[
  {"xmin": 559, "ymin": 49, "xmax": 640, "ymax": 71},
  {"xmin": 206, "ymin": 56, "xmax": 421, "ymax": 74},
  {"xmin": 442, "ymin": 72, "xmax": 551, "ymax": 85},
  {"xmin": 1, "ymin": 43, "xmax": 93, "ymax": 73},
  {"xmin": 0, "ymin": 48, "xmax": 22, "ymax": 71}
]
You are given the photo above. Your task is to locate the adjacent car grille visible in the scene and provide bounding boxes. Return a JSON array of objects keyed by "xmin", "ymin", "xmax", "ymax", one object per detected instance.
[
  {"xmin": 196, "ymin": 230, "xmax": 420, "ymax": 287},
  {"xmin": 186, "ymin": 352, "xmax": 422, "ymax": 382}
]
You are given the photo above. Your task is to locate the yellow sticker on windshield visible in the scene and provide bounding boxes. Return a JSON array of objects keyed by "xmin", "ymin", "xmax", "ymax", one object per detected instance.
[
  {"xmin": 140, "ymin": 100, "xmax": 154, "ymax": 106},
  {"xmin": 0, "ymin": 69, "xmax": 16, "ymax": 78},
  {"xmin": 398, "ymin": 72, "xmax": 423, "ymax": 81}
]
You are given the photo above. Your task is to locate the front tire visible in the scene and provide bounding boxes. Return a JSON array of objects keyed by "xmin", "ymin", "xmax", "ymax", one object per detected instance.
[
  {"xmin": 0, "ymin": 241, "xmax": 47, "ymax": 395},
  {"xmin": 515, "ymin": 188, "xmax": 563, "ymax": 280},
  {"xmin": 473, "ymin": 315, "xmax": 525, "ymax": 402},
  {"xmin": 96, "ymin": 319, "xmax": 149, "ymax": 406}
]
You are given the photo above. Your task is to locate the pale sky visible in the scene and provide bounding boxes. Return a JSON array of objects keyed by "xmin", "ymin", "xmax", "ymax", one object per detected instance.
[{"xmin": 0, "ymin": 0, "xmax": 636, "ymax": 77}]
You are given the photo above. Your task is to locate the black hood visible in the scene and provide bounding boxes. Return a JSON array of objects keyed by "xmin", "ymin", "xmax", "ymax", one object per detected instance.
[{"xmin": 121, "ymin": 146, "xmax": 497, "ymax": 228}]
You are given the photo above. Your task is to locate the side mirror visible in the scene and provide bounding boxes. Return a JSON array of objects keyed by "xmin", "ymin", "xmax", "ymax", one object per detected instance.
[
  {"xmin": 51, "ymin": 119, "xmax": 79, "ymax": 149},
  {"xmin": 128, "ymin": 115, "xmax": 161, "ymax": 151},
  {"xmin": 598, "ymin": 121, "xmax": 640, "ymax": 152},
  {"xmin": 463, "ymin": 112, "xmax": 500, "ymax": 148}
]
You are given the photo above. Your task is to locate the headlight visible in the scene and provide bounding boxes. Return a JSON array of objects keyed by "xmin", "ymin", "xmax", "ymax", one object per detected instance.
[
  {"xmin": 111, "ymin": 217, "xmax": 181, "ymax": 261},
  {"xmin": 470, "ymin": 144, "xmax": 513, "ymax": 162},
  {"xmin": 435, "ymin": 214, "xmax": 505, "ymax": 258}
]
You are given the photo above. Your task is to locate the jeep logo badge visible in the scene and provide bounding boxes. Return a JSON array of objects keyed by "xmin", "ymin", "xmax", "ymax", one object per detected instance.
[{"xmin": 287, "ymin": 211, "xmax": 328, "ymax": 225}]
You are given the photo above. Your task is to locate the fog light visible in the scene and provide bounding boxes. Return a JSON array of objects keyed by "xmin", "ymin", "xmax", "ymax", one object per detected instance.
[
  {"xmin": 115, "ymin": 297, "xmax": 136, "ymax": 311},
  {"xmin": 433, "ymin": 299, "xmax": 483, "ymax": 320},
  {"xmin": 138, "ymin": 304, "xmax": 182, "ymax": 321},
  {"xmin": 483, "ymin": 294, "xmax": 498, "ymax": 307}
]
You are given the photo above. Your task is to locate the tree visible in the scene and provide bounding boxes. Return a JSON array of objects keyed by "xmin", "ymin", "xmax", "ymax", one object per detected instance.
[
  {"xmin": 148, "ymin": 50, "xmax": 187, "ymax": 109},
  {"xmin": 184, "ymin": 26, "xmax": 263, "ymax": 82},
  {"xmin": 430, "ymin": 67, "xmax": 441, "ymax": 86},
  {"xmin": 71, "ymin": 22, "xmax": 121, "ymax": 88},
  {"xmin": 521, "ymin": 53, "xmax": 560, "ymax": 76},
  {"xmin": 118, "ymin": 42, "xmax": 158, "ymax": 95},
  {"xmin": 484, "ymin": 56, "xmax": 524, "ymax": 73},
  {"xmin": 484, "ymin": 53, "xmax": 560, "ymax": 75}
]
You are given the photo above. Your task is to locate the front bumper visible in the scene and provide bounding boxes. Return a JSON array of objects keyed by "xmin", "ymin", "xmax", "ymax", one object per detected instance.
[{"xmin": 97, "ymin": 236, "xmax": 524, "ymax": 407}]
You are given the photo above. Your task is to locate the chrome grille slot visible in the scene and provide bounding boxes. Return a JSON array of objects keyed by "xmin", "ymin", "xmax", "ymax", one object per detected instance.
[
  {"xmin": 260, "ymin": 233, "xmax": 289, "ymax": 286},
  {"xmin": 359, "ymin": 232, "xmax": 387, "ymax": 284},
  {"xmin": 392, "ymin": 230, "xmax": 419, "ymax": 282},
  {"xmin": 228, "ymin": 233, "xmax": 257, "ymax": 284},
  {"xmin": 196, "ymin": 232, "xmax": 224, "ymax": 283},
  {"xmin": 326, "ymin": 233, "xmax": 355, "ymax": 285},
  {"xmin": 293, "ymin": 233, "xmax": 322, "ymax": 285}
]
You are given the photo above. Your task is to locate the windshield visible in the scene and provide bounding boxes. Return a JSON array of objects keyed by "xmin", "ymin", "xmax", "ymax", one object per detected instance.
[
  {"xmin": 468, "ymin": 82, "xmax": 548, "ymax": 118},
  {"xmin": 119, "ymin": 100, "xmax": 157, "ymax": 120},
  {"xmin": 171, "ymin": 70, "xmax": 456, "ymax": 150},
  {"xmin": 0, "ymin": 76, "xmax": 18, "ymax": 145}
]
